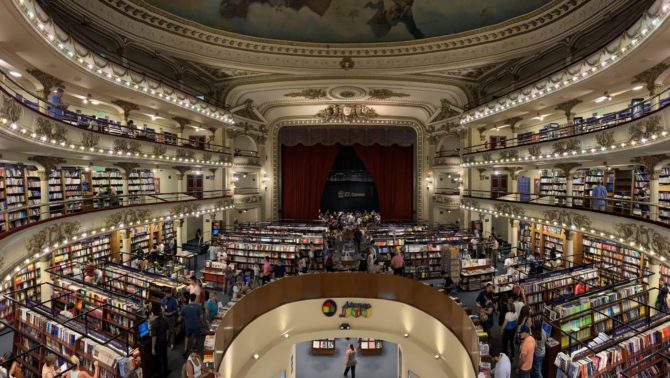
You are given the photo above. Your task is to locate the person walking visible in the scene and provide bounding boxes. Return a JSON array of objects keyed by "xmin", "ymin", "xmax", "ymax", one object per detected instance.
[
  {"xmin": 500, "ymin": 302, "xmax": 518, "ymax": 357},
  {"xmin": 518, "ymin": 325, "xmax": 536, "ymax": 378},
  {"xmin": 261, "ymin": 256, "xmax": 272, "ymax": 285},
  {"xmin": 180, "ymin": 293, "xmax": 203, "ymax": 357},
  {"xmin": 150, "ymin": 305, "xmax": 169, "ymax": 378},
  {"xmin": 343, "ymin": 344, "xmax": 357, "ymax": 378}
]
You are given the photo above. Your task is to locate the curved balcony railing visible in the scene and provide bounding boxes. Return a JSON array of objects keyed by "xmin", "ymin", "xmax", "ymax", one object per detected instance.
[
  {"xmin": 0, "ymin": 70, "xmax": 232, "ymax": 155},
  {"xmin": 462, "ymin": 189, "xmax": 670, "ymax": 227},
  {"xmin": 463, "ymin": 86, "xmax": 670, "ymax": 155},
  {"xmin": 0, "ymin": 189, "xmax": 232, "ymax": 241},
  {"xmin": 213, "ymin": 273, "xmax": 480, "ymax": 374}
]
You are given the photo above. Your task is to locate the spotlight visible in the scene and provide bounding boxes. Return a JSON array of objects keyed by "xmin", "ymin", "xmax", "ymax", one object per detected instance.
[
  {"xmin": 403, "ymin": 333, "xmax": 409, "ymax": 338},
  {"xmin": 339, "ymin": 323, "xmax": 351, "ymax": 330},
  {"xmin": 253, "ymin": 353, "xmax": 259, "ymax": 360}
]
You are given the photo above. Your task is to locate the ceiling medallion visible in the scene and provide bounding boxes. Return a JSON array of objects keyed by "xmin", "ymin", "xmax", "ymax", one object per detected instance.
[
  {"xmin": 316, "ymin": 104, "xmax": 378, "ymax": 123},
  {"xmin": 329, "ymin": 86, "xmax": 367, "ymax": 100},
  {"xmin": 339, "ymin": 57, "xmax": 355, "ymax": 71}
]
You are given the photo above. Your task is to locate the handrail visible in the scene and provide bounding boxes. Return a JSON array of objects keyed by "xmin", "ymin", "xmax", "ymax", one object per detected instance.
[
  {"xmin": 462, "ymin": 85, "xmax": 670, "ymax": 154},
  {"xmin": 214, "ymin": 273, "xmax": 480, "ymax": 374},
  {"xmin": 462, "ymin": 189, "xmax": 670, "ymax": 227},
  {"xmin": 0, "ymin": 190, "xmax": 232, "ymax": 241},
  {"xmin": 0, "ymin": 70, "xmax": 232, "ymax": 155}
]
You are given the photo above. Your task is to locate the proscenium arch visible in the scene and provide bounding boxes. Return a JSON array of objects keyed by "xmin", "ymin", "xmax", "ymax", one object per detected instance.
[{"xmin": 268, "ymin": 118, "xmax": 427, "ymax": 221}]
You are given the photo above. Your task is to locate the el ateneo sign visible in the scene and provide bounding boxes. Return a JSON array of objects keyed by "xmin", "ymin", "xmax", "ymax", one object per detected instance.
[
  {"xmin": 322, "ymin": 299, "xmax": 372, "ymax": 318},
  {"xmin": 337, "ymin": 190, "xmax": 365, "ymax": 199}
]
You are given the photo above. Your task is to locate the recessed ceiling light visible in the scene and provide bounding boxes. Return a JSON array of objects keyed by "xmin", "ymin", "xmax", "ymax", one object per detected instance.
[
  {"xmin": 283, "ymin": 333, "xmax": 290, "ymax": 338},
  {"xmin": 253, "ymin": 353, "xmax": 260, "ymax": 360},
  {"xmin": 632, "ymin": 85, "xmax": 644, "ymax": 91},
  {"xmin": 434, "ymin": 354, "xmax": 441, "ymax": 359},
  {"xmin": 9, "ymin": 71, "xmax": 22, "ymax": 78},
  {"xmin": 403, "ymin": 333, "xmax": 409, "ymax": 338}
]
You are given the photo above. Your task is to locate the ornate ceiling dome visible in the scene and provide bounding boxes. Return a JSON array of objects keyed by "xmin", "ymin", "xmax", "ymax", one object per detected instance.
[{"xmin": 140, "ymin": 0, "xmax": 552, "ymax": 43}]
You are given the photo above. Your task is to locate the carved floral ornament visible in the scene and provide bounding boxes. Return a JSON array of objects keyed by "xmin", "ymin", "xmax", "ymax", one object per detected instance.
[
  {"xmin": 1, "ymin": 92, "xmax": 23, "ymax": 123},
  {"xmin": 543, "ymin": 210, "xmax": 591, "ymax": 229},
  {"xmin": 170, "ymin": 204, "xmax": 202, "ymax": 217},
  {"xmin": 104, "ymin": 209, "xmax": 153, "ymax": 228},
  {"xmin": 316, "ymin": 104, "xmax": 378, "ymax": 123},
  {"xmin": 26, "ymin": 221, "xmax": 81, "ymax": 256},
  {"xmin": 433, "ymin": 194, "xmax": 460, "ymax": 208},
  {"xmin": 494, "ymin": 204, "xmax": 525, "ymax": 218},
  {"xmin": 614, "ymin": 223, "xmax": 670, "ymax": 261}
]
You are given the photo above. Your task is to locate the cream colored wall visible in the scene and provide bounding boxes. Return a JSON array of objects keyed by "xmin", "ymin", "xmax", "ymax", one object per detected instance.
[{"xmin": 219, "ymin": 298, "xmax": 476, "ymax": 378}]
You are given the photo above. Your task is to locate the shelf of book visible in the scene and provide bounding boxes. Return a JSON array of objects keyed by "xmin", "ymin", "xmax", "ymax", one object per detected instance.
[
  {"xmin": 48, "ymin": 169, "xmax": 64, "ymax": 217},
  {"xmin": 51, "ymin": 233, "xmax": 120, "ymax": 274},
  {"xmin": 359, "ymin": 338, "xmax": 383, "ymax": 356},
  {"xmin": 0, "ymin": 165, "xmax": 41, "ymax": 231},
  {"xmin": 554, "ymin": 316, "xmax": 670, "ymax": 378},
  {"xmin": 660, "ymin": 265, "xmax": 670, "ymax": 287},
  {"xmin": 128, "ymin": 169, "xmax": 154, "ymax": 204},
  {"xmin": 521, "ymin": 266, "xmax": 601, "ymax": 316},
  {"xmin": 582, "ymin": 236, "xmax": 648, "ymax": 284},
  {"xmin": 572, "ymin": 168, "xmax": 613, "ymax": 208},
  {"xmin": 518, "ymin": 221, "xmax": 533, "ymax": 255},
  {"xmin": 404, "ymin": 243, "xmax": 444, "ymax": 279},
  {"xmin": 14, "ymin": 264, "xmax": 40, "ymax": 303},
  {"xmin": 540, "ymin": 169, "xmax": 567, "ymax": 205},
  {"xmin": 311, "ymin": 339, "xmax": 336, "ymax": 356},
  {"xmin": 550, "ymin": 284, "xmax": 649, "ymax": 349},
  {"xmin": 659, "ymin": 166, "xmax": 670, "ymax": 223},
  {"xmin": 92, "ymin": 168, "xmax": 124, "ymax": 201},
  {"xmin": 460, "ymin": 258, "xmax": 494, "ymax": 291},
  {"xmin": 131, "ymin": 226, "xmax": 151, "ymax": 256}
]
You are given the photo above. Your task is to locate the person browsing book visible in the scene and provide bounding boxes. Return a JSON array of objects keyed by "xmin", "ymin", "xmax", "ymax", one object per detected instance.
[
  {"xmin": 41, "ymin": 354, "xmax": 57, "ymax": 378},
  {"xmin": 68, "ymin": 356, "xmax": 98, "ymax": 378}
]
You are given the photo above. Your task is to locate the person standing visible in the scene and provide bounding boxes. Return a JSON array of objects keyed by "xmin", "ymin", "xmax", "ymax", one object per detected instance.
[
  {"xmin": 161, "ymin": 288, "xmax": 178, "ymax": 350},
  {"xmin": 343, "ymin": 344, "xmax": 357, "ymax": 378},
  {"xmin": 188, "ymin": 276, "xmax": 202, "ymax": 300},
  {"xmin": 489, "ymin": 235, "xmax": 499, "ymax": 266},
  {"xmin": 150, "ymin": 305, "xmax": 170, "ymax": 377},
  {"xmin": 390, "ymin": 250, "xmax": 405, "ymax": 276},
  {"xmin": 204, "ymin": 291, "xmax": 218, "ymax": 322},
  {"xmin": 481, "ymin": 293, "xmax": 495, "ymax": 334},
  {"xmin": 261, "ymin": 256, "xmax": 272, "ymax": 285},
  {"xmin": 68, "ymin": 356, "xmax": 98, "ymax": 378},
  {"xmin": 367, "ymin": 252, "xmax": 375, "ymax": 273},
  {"xmin": 532, "ymin": 320, "xmax": 547, "ymax": 378},
  {"xmin": 308, "ymin": 243, "xmax": 316, "ymax": 271},
  {"xmin": 180, "ymin": 293, "xmax": 203, "ymax": 357},
  {"xmin": 322, "ymin": 243, "xmax": 330, "ymax": 272},
  {"xmin": 48, "ymin": 88, "xmax": 69, "ymax": 119},
  {"xmin": 41, "ymin": 354, "xmax": 58, "ymax": 378},
  {"xmin": 518, "ymin": 325, "xmax": 536, "ymax": 378},
  {"xmin": 591, "ymin": 180, "xmax": 608, "ymax": 212},
  {"xmin": 492, "ymin": 352, "xmax": 511, "ymax": 378},
  {"xmin": 208, "ymin": 243, "xmax": 218, "ymax": 261},
  {"xmin": 500, "ymin": 303, "xmax": 518, "ymax": 357}
]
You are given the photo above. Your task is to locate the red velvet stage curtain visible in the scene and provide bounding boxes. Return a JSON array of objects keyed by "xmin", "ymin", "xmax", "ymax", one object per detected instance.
[
  {"xmin": 282, "ymin": 144, "xmax": 341, "ymax": 221},
  {"xmin": 353, "ymin": 144, "xmax": 413, "ymax": 221}
]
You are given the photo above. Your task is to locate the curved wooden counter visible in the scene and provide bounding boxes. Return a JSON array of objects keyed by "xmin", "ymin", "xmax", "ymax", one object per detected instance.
[{"xmin": 214, "ymin": 273, "xmax": 480, "ymax": 373}]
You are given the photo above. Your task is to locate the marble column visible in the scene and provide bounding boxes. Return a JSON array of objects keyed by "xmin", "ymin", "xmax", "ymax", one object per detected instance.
[
  {"xmin": 119, "ymin": 229, "xmax": 131, "ymax": 264},
  {"xmin": 510, "ymin": 219, "xmax": 520, "ymax": 257},
  {"xmin": 565, "ymin": 230, "xmax": 575, "ymax": 268}
]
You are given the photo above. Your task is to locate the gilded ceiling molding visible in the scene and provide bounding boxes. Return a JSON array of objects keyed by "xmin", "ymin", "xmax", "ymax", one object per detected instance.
[
  {"xmin": 503, "ymin": 167, "xmax": 524, "ymax": 181},
  {"xmin": 1, "ymin": 93, "xmax": 24, "ymax": 123},
  {"xmin": 232, "ymin": 100, "xmax": 264, "ymax": 123},
  {"xmin": 551, "ymin": 139, "xmax": 581, "ymax": 155},
  {"xmin": 433, "ymin": 194, "xmax": 461, "ymax": 209},
  {"xmin": 499, "ymin": 150, "xmax": 519, "ymax": 160},
  {"xmin": 527, "ymin": 145, "xmax": 543, "ymax": 158},
  {"xmin": 169, "ymin": 204, "xmax": 201, "ymax": 217},
  {"xmin": 631, "ymin": 154, "xmax": 669, "ymax": 170},
  {"xmin": 554, "ymin": 99, "xmax": 583, "ymax": 119},
  {"xmin": 172, "ymin": 116, "xmax": 191, "ymax": 133},
  {"xmin": 614, "ymin": 223, "xmax": 670, "ymax": 260},
  {"xmin": 493, "ymin": 203, "xmax": 525, "ymax": 217},
  {"xmin": 543, "ymin": 210, "xmax": 591, "ymax": 229},
  {"xmin": 35, "ymin": 117, "xmax": 68, "ymax": 143},
  {"xmin": 26, "ymin": 221, "xmax": 81, "ymax": 256},
  {"xmin": 315, "ymin": 104, "xmax": 378, "ymax": 123},
  {"xmin": 628, "ymin": 115, "xmax": 664, "ymax": 142},
  {"xmin": 504, "ymin": 117, "xmax": 523, "ymax": 133},
  {"xmin": 152, "ymin": 144, "xmax": 167, "ymax": 156},
  {"xmin": 113, "ymin": 139, "xmax": 142, "ymax": 154},
  {"xmin": 172, "ymin": 166, "xmax": 191, "ymax": 180},
  {"xmin": 595, "ymin": 130, "xmax": 615, "ymax": 147},
  {"xmin": 104, "ymin": 209, "xmax": 153, "ymax": 228},
  {"xmin": 554, "ymin": 163, "xmax": 581, "ymax": 175},
  {"xmin": 175, "ymin": 149, "xmax": 195, "ymax": 160},
  {"xmin": 80, "ymin": 133, "xmax": 100, "ymax": 149},
  {"xmin": 430, "ymin": 99, "xmax": 461, "ymax": 123},
  {"xmin": 284, "ymin": 89, "xmax": 328, "ymax": 100},
  {"xmin": 368, "ymin": 89, "xmax": 410, "ymax": 100}
]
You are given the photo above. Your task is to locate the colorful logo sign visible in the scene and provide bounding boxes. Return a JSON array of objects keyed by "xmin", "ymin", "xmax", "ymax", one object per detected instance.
[
  {"xmin": 322, "ymin": 299, "xmax": 337, "ymax": 317},
  {"xmin": 339, "ymin": 301, "xmax": 372, "ymax": 318}
]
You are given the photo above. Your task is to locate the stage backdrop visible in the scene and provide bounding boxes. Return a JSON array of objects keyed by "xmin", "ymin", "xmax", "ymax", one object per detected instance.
[{"xmin": 282, "ymin": 143, "xmax": 413, "ymax": 221}]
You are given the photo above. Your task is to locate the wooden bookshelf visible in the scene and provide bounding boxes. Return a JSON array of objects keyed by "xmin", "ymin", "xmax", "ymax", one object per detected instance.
[
  {"xmin": 92, "ymin": 168, "xmax": 124, "ymax": 198},
  {"xmin": 521, "ymin": 266, "xmax": 601, "ymax": 316},
  {"xmin": 460, "ymin": 259, "xmax": 495, "ymax": 291},
  {"xmin": 13, "ymin": 263, "xmax": 41, "ymax": 303},
  {"xmin": 0, "ymin": 165, "xmax": 41, "ymax": 231},
  {"xmin": 612, "ymin": 168, "xmax": 633, "ymax": 216},
  {"xmin": 660, "ymin": 265, "xmax": 670, "ymax": 287},
  {"xmin": 658, "ymin": 166, "xmax": 670, "ymax": 223},
  {"xmin": 127, "ymin": 169, "xmax": 154, "ymax": 204},
  {"xmin": 51, "ymin": 233, "xmax": 120, "ymax": 274},
  {"xmin": 582, "ymin": 236, "xmax": 647, "ymax": 284},
  {"xmin": 518, "ymin": 221, "xmax": 533, "ymax": 255},
  {"xmin": 540, "ymin": 169, "xmax": 567, "ymax": 205},
  {"xmin": 522, "ymin": 223, "xmax": 582, "ymax": 265}
]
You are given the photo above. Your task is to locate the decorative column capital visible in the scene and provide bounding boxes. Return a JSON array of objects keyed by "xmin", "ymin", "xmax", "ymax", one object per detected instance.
[
  {"xmin": 554, "ymin": 99, "xmax": 583, "ymax": 118},
  {"xmin": 25, "ymin": 68, "xmax": 64, "ymax": 101},
  {"xmin": 113, "ymin": 162, "xmax": 140, "ymax": 174},
  {"xmin": 172, "ymin": 117, "xmax": 190, "ymax": 133},
  {"xmin": 555, "ymin": 163, "xmax": 581, "ymax": 175},
  {"xmin": 172, "ymin": 166, "xmax": 190, "ymax": 179},
  {"xmin": 208, "ymin": 168, "xmax": 218, "ymax": 176},
  {"xmin": 28, "ymin": 156, "xmax": 66, "ymax": 173},
  {"xmin": 631, "ymin": 154, "xmax": 669, "ymax": 171},
  {"xmin": 111, "ymin": 100, "xmax": 139, "ymax": 121},
  {"xmin": 633, "ymin": 63, "xmax": 670, "ymax": 94},
  {"xmin": 504, "ymin": 117, "xmax": 523, "ymax": 133}
]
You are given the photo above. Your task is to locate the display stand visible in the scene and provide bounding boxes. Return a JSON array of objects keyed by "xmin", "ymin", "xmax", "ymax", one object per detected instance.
[
  {"xmin": 460, "ymin": 259, "xmax": 494, "ymax": 291},
  {"xmin": 359, "ymin": 338, "xmax": 383, "ymax": 356},
  {"xmin": 311, "ymin": 339, "xmax": 336, "ymax": 356}
]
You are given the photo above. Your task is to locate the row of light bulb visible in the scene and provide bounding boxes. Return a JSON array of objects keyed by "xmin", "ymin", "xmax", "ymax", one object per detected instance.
[
  {"xmin": 18, "ymin": 0, "xmax": 236, "ymax": 127},
  {"xmin": 2, "ymin": 202, "xmax": 236, "ymax": 286},
  {"xmin": 460, "ymin": 3, "xmax": 669, "ymax": 125},
  {"xmin": 0, "ymin": 117, "xmax": 234, "ymax": 167},
  {"xmin": 461, "ymin": 204, "xmax": 666, "ymax": 262},
  {"xmin": 461, "ymin": 131, "xmax": 669, "ymax": 167}
]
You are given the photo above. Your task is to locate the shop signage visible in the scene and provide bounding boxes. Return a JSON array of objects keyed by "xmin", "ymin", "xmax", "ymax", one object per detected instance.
[
  {"xmin": 339, "ymin": 301, "xmax": 372, "ymax": 318},
  {"xmin": 322, "ymin": 299, "xmax": 338, "ymax": 317}
]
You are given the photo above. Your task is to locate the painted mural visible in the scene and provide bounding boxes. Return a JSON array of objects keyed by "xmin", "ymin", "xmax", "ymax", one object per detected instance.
[{"xmin": 142, "ymin": 0, "xmax": 552, "ymax": 43}]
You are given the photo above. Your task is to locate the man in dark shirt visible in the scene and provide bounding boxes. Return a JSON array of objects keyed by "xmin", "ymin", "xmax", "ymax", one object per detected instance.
[
  {"xmin": 180, "ymin": 293, "xmax": 203, "ymax": 356},
  {"xmin": 160, "ymin": 288, "xmax": 178, "ymax": 350},
  {"xmin": 150, "ymin": 305, "xmax": 169, "ymax": 377},
  {"xmin": 476, "ymin": 282, "xmax": 494, "ymax": 309}
]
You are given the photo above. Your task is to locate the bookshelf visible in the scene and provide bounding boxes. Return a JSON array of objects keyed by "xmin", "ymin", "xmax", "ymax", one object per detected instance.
[
  {"xmin": 404, "ymin": 243, "xmax": 443, "ymax": 279},
  {"xmin": 633, "ymin": 166, "xmax": 650, "ymax": 217},
  {"xmin": 582, "ymin": 237, "xmax": 647, "ymax": 283},
  {"xmin": 518, "ymin": 221, "xmax": 533, "ymax": 255},
  {"xmin": 660, "ymin": 265, "xmax": 670, "ymax": 287},
  {"xmin": 612, "ymin": 168, "xmax": 633, "ymax": 216},
  {"xmin": 311, "ymin": 339, "xmax": 336, "ymax": 356},
  {"xmin": 460, "ymin": 258, "xmax": 495, "ymax": 291},
  {"xmin": 52, "ymin": 233, "xmax": 120, "ymax": 274},
  {"xmin": 572, "ymin": 168, "xmax": 612, "ymax": 208},
  {"xmin": 63, "ymin": 167, "xmax": 83, "ymax": 214},
  {"xmin": 359, "ymin": 338, "xmax": 383, "ymax": 356},
  {"xmin": 162, "ymin": 220, "xmax": 174, "ymax": 249},
  {"xmin": 48, "ymin": 169, "xmax": 64, "ymax": 217},
  {"xmin": 540, "ymin": 169, "xmax": 567, "ymax": 205},
  {"xmin": 100, "ymin": 264, "xmax": 185, "ymax": 307},
  {"xmin": 445, "ymin": 245, "xmax": 461, "ymax": 284},
  {"xmin": 92, "ymin": 168, "xmax": 124, "ymax": 198},
  {"xmin": 131, "ymin": 226, "xmax": 151, "ymax": 256},
  {"xmin": 658, "ymin": 166, "xmax": 670, "ymax": 223},
  {"xmin": 13, "ymin": 264, "xmax": 41, "ymax": 303},
  {"xmin": 0, "ymin": 165, "xmax": 41, "ymax": 230},
  {"xmin": 521, "ymin": 267, "xmax": 601, "ymax": 316},
  {"xmin": 222, "ymin": 238, "xmax": 300, "ymax": 274},
  {"xmin": 551, "ymin": 284, "xmax": 649, "ymax": 349},
  {"xmin": 128, "ymin": 169, "xmax": 154, "ymax": 204}
]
